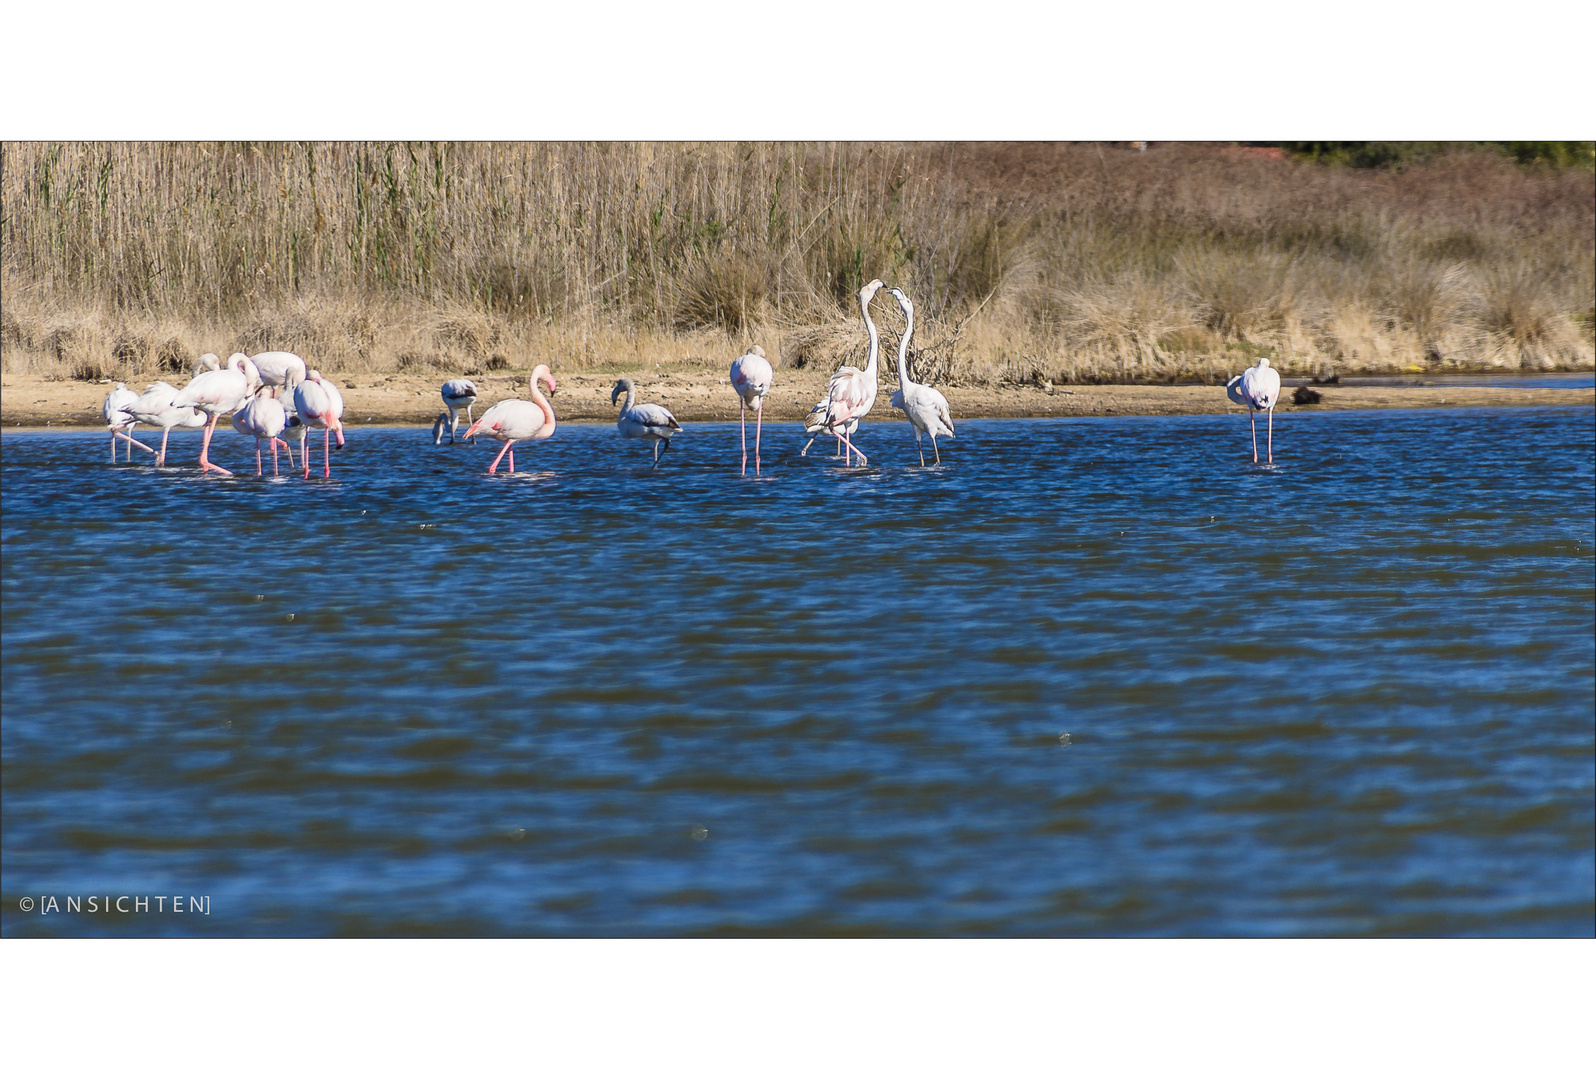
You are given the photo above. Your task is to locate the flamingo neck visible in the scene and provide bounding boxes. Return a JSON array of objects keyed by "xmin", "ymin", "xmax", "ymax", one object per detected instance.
[
  {"xmin": 531, "ymin": 378, "xmax": 557, "ymax": 436},
  {"xmin": 896, "ymin": 307, "xmax": 916, "ymax": 389},
  {"xmin": 618, "ymin": 384, "xmax": 636, "ymax": 412},
  {"xmin": 861, "ymin": 296, "xmax": 880, "ymax": 377}
]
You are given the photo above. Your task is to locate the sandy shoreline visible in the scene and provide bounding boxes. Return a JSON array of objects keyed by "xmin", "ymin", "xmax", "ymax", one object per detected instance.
[{"xmin": 2, "ymin": 370, "xmax": 1591, "ymax": 429}]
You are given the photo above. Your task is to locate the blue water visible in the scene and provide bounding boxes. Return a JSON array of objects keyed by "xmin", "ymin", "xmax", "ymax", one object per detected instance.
[{"xmin": 2, "ymin": 408, "xmax": 1593, "ymax": 936}]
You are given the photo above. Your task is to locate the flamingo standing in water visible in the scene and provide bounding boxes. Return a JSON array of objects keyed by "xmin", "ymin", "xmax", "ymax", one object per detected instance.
[
  {"xmin": 433, "ymin": 378, "xmax": 479, "ymax": 444},
  {"xmin": 248, "ymin": 351, "xmax": 308, "ymax": 399},
  {"xmin": 464, "ymin": 364, "xmax": 557, "ymax": 474},
  {"xmin": 1226, "ymin": 357, "xmax": 1282, "ymax": 464},
  {"xmin": 173, "ymin": 354, "xmax": 262, "ymax": 476},
  {"xmin": 291, "ymin": 370, "xmax": 346, "ymax": 478},
  {"xmin": 123, "ymin": 381, "xmax": 207, "ymax": 467},
  {"xmin": 102, "ymin": 383, "xmax": 154, "ymax": 462},
  {"xmin": 612, "ymin": 377, "xmax": 682, "ymax": 468},
  {"xmin": 885, "ymin": 287, "xmax": 955, "ymax": 465},
  {"xmin": 729, "ymin": 345, "xmax": 774, "ymax": 476},
  {"xmin": 822, "ymin": 279, "xmax": 886, "ymax": 465},
  {"xmin": 800, "ymin": 395, "xmax": 854, "ymax": 457},
  {"xmin": 232, "ymin": 390, "xmax": 294, "ymax": 476}
]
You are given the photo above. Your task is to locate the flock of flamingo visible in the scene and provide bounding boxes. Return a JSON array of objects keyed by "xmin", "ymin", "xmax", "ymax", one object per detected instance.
[{"xmin": 98, "ymin": 279, "xmax": 1285, "ymax": 478}]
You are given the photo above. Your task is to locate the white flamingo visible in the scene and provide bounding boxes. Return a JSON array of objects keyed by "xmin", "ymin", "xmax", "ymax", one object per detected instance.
[
  {"xmin": 1226, "ymin": 357, "xmax": 1282, "ymax": 463},
  {"xmin": 123, "ymin": 381, "xmax": 207, "ymax": 467},
  {"xmin": 102, "ymin": 383, "xmax": 154, "ymax": 462},
  {"xmin": 463, "ymin": 364, "xmax": 557, "ymax": 474},
  {"xmin": 173, "ymin": 353, "xmax": 262, "ymax": 476},
  {"xmin": 885, "ymin": 287, "xmax": 955, "ymax": 465},
  {"xmin": 248, "ymin": 351, "xmax": 308, "ymax": 398},
  {"xmin": 291, "ymin": 370, "xmax": 346, "ymax": 478},
  {"xmin": 800, "ymin": 395, "xmax": 855, "ymax": 457},
  {"xmin": 729, "ymin": 345, "xmax": 774, "ymax": 476},
  {"xmin": 433, "ymin": 378, "xmax": 479, "ymax": 445},
  {"xmin": 822, "ymin": 279, "xmax": 886, "ymax": 465},
  {"xmin": 612, "ymin": 377, "xmax": 682, "ymax": 468},
  {"xmin": 232, "ymin": 390, "xmax": 294, "ymax": 476}
]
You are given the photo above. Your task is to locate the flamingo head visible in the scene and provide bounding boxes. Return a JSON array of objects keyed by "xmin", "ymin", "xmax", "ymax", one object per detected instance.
[
  {"xmin": 860, "ymin": 279, "xmax": 885, "ymax": 304},
  {"xmin": 532, "ymin": 364, "xmax": 556, "ymax": 395},
  {"xmin": 887, "ymin": 287, "xmax": 913, "ymax": 317},
  {"xmin": 611, "ymin": 377, "xmax": 634, "ymax": 406},
  {"xmin": 307, "ymin": 369, "xmax": 323, "ymax": 383},
  {"xmin": 238, "ymin": 356, "xmax": 262, "ymax": 391},
  {"xmin": 746, "ymin": 345, "xmax": 766, "ymax": 358},
  {"xmin": 194, "ymin": 352, "xmax": 221, "ymax": 376},
  {"xmin": 1257, "ymin": 357, "xmax": 1272, "ymax": 369}
]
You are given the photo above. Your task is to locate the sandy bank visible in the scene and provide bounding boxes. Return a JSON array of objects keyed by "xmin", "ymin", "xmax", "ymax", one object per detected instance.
[{"xmin": 3, "ymin": 370, "xmax": 1591, "ymax": 429}]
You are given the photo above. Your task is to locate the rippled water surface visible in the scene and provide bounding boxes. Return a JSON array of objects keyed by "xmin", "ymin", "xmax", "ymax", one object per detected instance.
[{"xmin": 3, "ymin": 408, "xmax": 1593, "ymax": 936}]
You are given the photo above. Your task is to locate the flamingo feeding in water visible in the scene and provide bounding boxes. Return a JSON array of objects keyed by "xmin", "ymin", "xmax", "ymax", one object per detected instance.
[
  {"xmin": 232, "ymin": 390, "xmax": 294, "ymax": 476},
  {"xmin": 173, "ymin": 353, "xmax": 262, "ymax": 476},
  {"xmin": 800, "ymin": 395, "xmax": 854, "ymax": 457},
  {"xmin": 291, "ymin": 370, "xmax": 346, "ymax": 478},
  {"xmin": 463, "ymin": 364, "xmax": 557, "ymax": 474},
  {"xmin": 433, "ymin": 378, "xmax": 479, "ymax": 444},
  {"xmin": 885, "ymin": 287, "xmax": 955, "ymax": 465},
  {"xmin": 729, "ymin": 345, "xmax": 773, "ymax": 476},
  {"xmin": 822, "ymin": 279, "xmax": 886, "ymax": 465},
  {"xmin": 1226, "ymin": 357, "xmax": 1282, "ymax": 464},
  {"xmin": 102, "ymin": 383, "xmax": 154, "ymax": 462},
  {"xmin": 248, "ymin": 351, "xmax": 308, "ymax": 398},
  {"xmin": 123, "ymin": 381, "xmax": 207, "ymax": 467}
]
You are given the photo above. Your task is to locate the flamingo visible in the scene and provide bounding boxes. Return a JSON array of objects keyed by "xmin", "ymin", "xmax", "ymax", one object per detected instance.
[
  {"xmin": 799, "ymin": 395, "xmax": 855, "ymax": 457},
  {"xmin": 612, "ymin": 377, "xmax": 682, "ymax": 468},
  {"xmin": 281, "ymin": 411, "xmax": 307, "ymax": 473},
  {"xmin": 885, "ymin": 287, "xmax": 955, "ymax": 465},
  {"xmin": 822, "ymin": 278, "xmax": 886, "ymax": 465},
  {"xmin": 1226, "ymin": 357, "xmax": 1282, "ymax": 464},
  {"xmin": 173, "ymin": 353, "xmax": 262, "ymax": 476},
  {"xmin": 729, "ymin": 345, "xmax": 774, "ymax": 476},
  {"xmin": 463, "ymin": 364, "xmax": 557, "ymax": 474},
  {"xmin": 433, "ymin": 378, "xmax": 480, "ymax": 444},
  {"xmin": 102, "ymin": 383, "xmax": 154, "ymax": 462},
  {"xmin": 291, "ymin": 370, "xmax": 346, "ymax": 478},
  {"xmin": 248, "ymin": 351, "xmax": 308, "ymax": 398},
  {"xmin": 123, "ymin": 381, "xmax": 207, "ymax": 467},
  {"xmin": 232, "ymin": 390, "xmax": 294, "ymax": 476}
]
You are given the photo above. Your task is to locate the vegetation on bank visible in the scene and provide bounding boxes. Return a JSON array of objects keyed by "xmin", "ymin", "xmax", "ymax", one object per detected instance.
[{"xmin": 2, "ymin": 142, "xmax": 1591, "ymax": 386}]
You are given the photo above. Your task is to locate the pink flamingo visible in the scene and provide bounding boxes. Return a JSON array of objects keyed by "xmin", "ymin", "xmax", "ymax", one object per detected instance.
[
  {"xmin": 232, "ymin": 390, "xmax": 294, "ymax": 476},
  {"xmin": 463, "ymin": 364, "xmax": 557, "ymax": 474},
  {"xmin": 1226, "ymin": 357, "xmax": 1283, "ymax": 464},
  {"xmin": 729, "ymin": 345, "xmax": 774, "ymax": 476},
  {"xmin": 123, "ymin": 381, "xmax": 207, "ymax": 467},
  {"xmin": 291, "ymin": 370, "xmax": 346, "ymax": 478},
  {"xmin": 173, "ymin": 354, "xmax": 262, "ymax": 476},
  {"xmin": 822, "ymin": 279, "xmax": 885, "ymax": 465},
  {"xmin": 102, "ymin": 383, "xmax": 155, "ymax": 462},
  {"xmin": 248, "ymin": 351, "xmax": 308, "ymax": 399}
]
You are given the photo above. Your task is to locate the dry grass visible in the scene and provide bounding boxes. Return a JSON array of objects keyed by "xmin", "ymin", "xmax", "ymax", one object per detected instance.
[{"xmin": 2, "ymin": 142, "xmax": 1591, "ymax": 386}]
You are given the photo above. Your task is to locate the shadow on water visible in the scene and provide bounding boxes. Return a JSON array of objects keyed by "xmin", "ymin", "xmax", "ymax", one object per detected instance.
[{"xmin": 2, "ymin": 407, "xmax": 1593, "ymax": 936}]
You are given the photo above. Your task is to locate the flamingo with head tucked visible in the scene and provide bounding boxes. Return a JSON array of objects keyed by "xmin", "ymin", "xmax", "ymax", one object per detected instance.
[
  {"xmin": 123, "ymin": 381, "xmax": 207, "ymax": 467},
  {"xmin": 1226, "ymin": 357, "xmax": 1282, "ymax": 464},
  {"xmin": 248, "ymin": 351, "xmax": 308, "ymax": 399},
  {"xmin": 232, "ymin": 389, "xmax": 294, "ymax": 476},
  {"xmin": 822, "ymin": 279, "xmax": 886, "ymax": 466},
  {"xmin": 885, "ymin": 287, "xmax": 955, "ymax": 465},
  {"xmin": 102, "ymin": 383, "xmax": 154, "ymax": 462},
  {"xmin": 291, "ymin": 370, "xmax": 346, "ymax": 478},
  {"xmin": 612, "ymin": 377, "xmax": 682, "ymax": 468},
  {"xmin": 434, "ymin": 378, "xmax": 480, "ymax": 444},
  {"xmin": 173, "ymin": 354, "xmax": 262, "ymax": 476},
  {"xmin": 463, "ymin": 364, "xmax": 557, "ymax": 474},
  {"xmin": 729, "ymin": 345, "xmax": 774, "ymax": 476}
]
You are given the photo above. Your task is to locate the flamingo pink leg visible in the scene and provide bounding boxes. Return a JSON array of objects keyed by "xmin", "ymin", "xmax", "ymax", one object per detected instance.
[
  {"xmin": 1267, "ymin": 409, "xmax": 1274, "ymax": 464},
  {"xmin": 255, "ymin": 438, "xmax": 264, "ymax": 476},
  {"xmin": 739, "ymin": 399, "xmax": 749, "ymax": 476},
  {"xmin": 114, "ymin": 431, "xmax": 155, "ymax": 459},
  {"xmin": 488, "ymin": 439, "xmax": 514, "ymax": 474},
  {"xmin": 158, "ymin": 427, "xmax": 171, "ymax": 468},
  {"xmin": 835, "ymin": 427, "xmax": 868, "ymax": 466},
  {"xmin": 322, "ymin": 429, "xmax": 332, "ymax": 477},
  {"xmin": 198, "ymin": 415, "xmax": 233, "ymax": 476},
  {"xmin": 109, "ymin": 431, "xmax": 117, "ymax": 462},
  {"xmin": 508, "ymin": 447, "xmax": 516, "ymax": 473},
  {"xmin": 1250, "ymin": 409, "xmax": 1259, "ymax": 464},
  {"xmin": 754, "ymin": 402, "xmax": 763, "ymax": 476}
]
